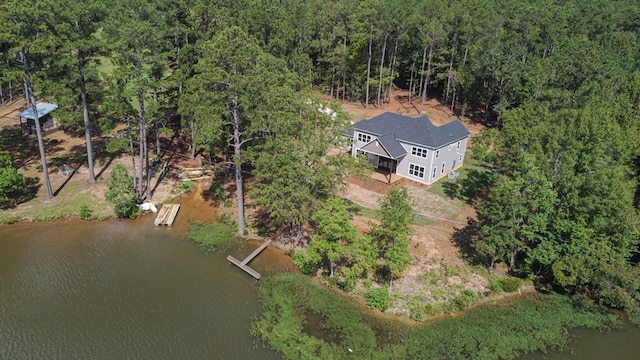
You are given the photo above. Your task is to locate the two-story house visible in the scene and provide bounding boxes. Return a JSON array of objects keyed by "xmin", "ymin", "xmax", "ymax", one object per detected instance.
[{"xmin": 351, "ymin": 112, "xmax": 470, "ymax": 185}]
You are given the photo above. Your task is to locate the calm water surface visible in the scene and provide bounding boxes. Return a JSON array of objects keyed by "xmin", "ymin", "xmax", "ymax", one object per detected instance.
[
  {"xmin": 0, "ymin": 214, "xmax": 285, "ymax": 359},
  {"xmin": 520, "ymin": 322, "xmax": 640, "ymax": 360},
  {"xmin": 1, "ymin": 200, "xmax": 639, "ymax": 359}
]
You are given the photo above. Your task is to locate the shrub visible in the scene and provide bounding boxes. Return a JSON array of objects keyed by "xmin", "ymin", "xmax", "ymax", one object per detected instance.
[
  {"xmin": 489, "ymin": 276, "xmax": 503, "ymax": 293},
  {"xmin": 499, "ymin": 277, "xmax": 522, "ymax": 293},
  {"xmin": 181, "ymin": 181, "xmax": 196, "ymax": 193},
  {"xmin": 365, "ymin": 287, "xmax": 389, "ymax": 311},
  {"xmin": 0, "ymin": 154, "xmax": 26, "ymax": 204},
  {"xmin": 453, "ymin": 291, "xmax": 477, "ymax": 311},
  {"xmin": 105, "ymin": 164, "xmax": 138, "ymax": 218},
  {"xmin": 210, "ymin": 184, "xmax": 225, "ymax": 201},
  {"xmin": 79, "ymin": 204, "xmax": 92, "ymax": 220},
  {"xmin": 187, "ymin": 221, "xmax": 240, "ymax": 252},
  {"xmin": 292, "ymin": 250, "xmax": 320, "ymax": 274}
]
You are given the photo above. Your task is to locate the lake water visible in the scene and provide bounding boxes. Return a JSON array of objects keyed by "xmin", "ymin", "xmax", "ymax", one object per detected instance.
[
  {"xmin": 0, "ymin": 211, "xmax": 288, "ymax": 359},
  {"xmin": 0, "ymin": 199, "xmax": 638, "ymax": 359}
]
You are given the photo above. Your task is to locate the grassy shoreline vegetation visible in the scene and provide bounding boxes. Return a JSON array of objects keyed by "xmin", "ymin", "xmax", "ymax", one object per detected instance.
[{"xmin": 252, "ymin": 273, "xmax": 619, "ymax": 360}]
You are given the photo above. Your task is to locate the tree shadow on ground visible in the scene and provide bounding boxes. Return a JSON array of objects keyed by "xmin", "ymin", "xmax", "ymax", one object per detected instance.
[
  {"xmin": 0, "ymin": 127, "xmax": 65, "ymax": 169},
  {"xmin": 442, "ymin": 167, "xmax": 494, "ymax": 203},
  {"xmin": 451, "ymin": 217, "xmax": 485, "ymax": 266}
]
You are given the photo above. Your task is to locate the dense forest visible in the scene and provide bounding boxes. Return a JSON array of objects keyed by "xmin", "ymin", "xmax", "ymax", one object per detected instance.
[{"xmin": 2, "ymin": 0, "xmax": 640, "ymax": 324}]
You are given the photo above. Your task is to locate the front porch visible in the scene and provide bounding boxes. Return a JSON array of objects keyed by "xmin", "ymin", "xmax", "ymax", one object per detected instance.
[{"xmin": 370, "ymin": 168, "xmax": 403, "ymax": 184}]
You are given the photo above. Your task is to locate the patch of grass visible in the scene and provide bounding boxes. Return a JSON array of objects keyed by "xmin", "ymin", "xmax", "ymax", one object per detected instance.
[
  {"xmin": 412, "ymin": 213, "xmax": 434, "ymax": 226},
  {"xmin": 0, "ymin": 214, "xmax": 19, "ymax": 224},
  {"xmin": 186, "ymin": 221, "xmax": 240, "ymax": 252},
  {"xmin": 0, "ymin": 180, "xmax": 112, "ymax": 221},
  {"xmin": 346, "ymin": 200, "xmax": 435, "ymax": 226},
  {"xmin": 428, "ymin": 157, "xmax": 494, "ymax": 203}
]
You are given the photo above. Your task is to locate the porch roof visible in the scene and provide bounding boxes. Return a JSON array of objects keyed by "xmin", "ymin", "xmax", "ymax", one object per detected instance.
[
  {"xmin": 16, "ymin": 103, "xmax": 58, "ymax": 120},
  {"xmin": 360, "ymin": 133, "xmax": 406, "ymax": 159}
]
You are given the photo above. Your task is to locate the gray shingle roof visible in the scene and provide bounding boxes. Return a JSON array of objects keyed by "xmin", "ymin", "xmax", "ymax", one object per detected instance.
[
  {"xmin": 353, "ymin": 112, "xmax": 470, "ymax": 149},
  {"xmin": 376, "ymin": 133, "xmax": 407, "ymax": 158}
]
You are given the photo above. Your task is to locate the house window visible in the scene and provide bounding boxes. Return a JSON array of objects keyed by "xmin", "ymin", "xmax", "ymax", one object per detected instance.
[
  {"xmin": 357, "ymin": 133, "xmax": 371, "ymax": 143},
  {"xmin": 411, "ymin": 146, "xmax": 428, "ymax": 158},
  {"xmin": 448, "ymin": 144, "xmax": 452, "ymax": 151},
  {"xmin": 435, "ymin": 149, "xmax": 440, "ymax": 159},
  {"xmin": 458, "ymin": 154, "xmax": 463, "ymax": 162},
  {"xmin": 452, "ymin": 160, "xmax": 456, "ymax": 169},
  {"xmin": 409, "ymin": 164, "xmax": 425, "ymax": 178},
  {"xmin": 441, "ymin": 162, "xmax": 446, "ymax": 174},
  {"xmin": 456, "ymin": 141, "xmax": 461, "ymax": 150},
  {"xmin": 432, "ymin": 167, "xmax": 437, "ymax": 178}
]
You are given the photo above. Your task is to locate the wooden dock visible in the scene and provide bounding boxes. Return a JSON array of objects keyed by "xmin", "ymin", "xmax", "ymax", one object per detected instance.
[
  {"xmin": 227, "ymin": 239, "xmax": 272, "ymax": 279},
  {"xmin": 154, "ymin": 204, "xmax": 180, "ymax": 226}
]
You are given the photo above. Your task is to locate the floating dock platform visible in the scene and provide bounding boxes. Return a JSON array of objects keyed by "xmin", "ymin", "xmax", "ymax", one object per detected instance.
[
  {"xmin": 227, "ymin": 239, "xmax": 272, "ymax": 279},
  {"xmin": 154, "ymin": 204, "xmax": 180, "ymax": 226}
]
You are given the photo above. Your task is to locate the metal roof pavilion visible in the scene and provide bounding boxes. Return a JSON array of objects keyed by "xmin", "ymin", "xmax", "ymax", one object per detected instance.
[{"xmin": 16, "ymin": 103, "xmax": 58, "ymax": 120}]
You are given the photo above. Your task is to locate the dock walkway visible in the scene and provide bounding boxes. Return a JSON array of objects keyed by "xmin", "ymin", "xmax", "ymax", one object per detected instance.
[
  {"xmin": 227, "ymin": 239, "xmax": 272, "ymax": 279},
  {"xmin": 154, "ymin": 204, "xmax": 180, "ymax": 226}
]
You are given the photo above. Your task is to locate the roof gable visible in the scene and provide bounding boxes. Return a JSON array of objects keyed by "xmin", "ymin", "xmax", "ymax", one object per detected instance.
[
  {"xmin": 360, "ymin": 134, "xmax": 407, "ymax": 159},
  {"xmin": 353, "ymin": 112, "xmax": 469, "ymax": 149}
]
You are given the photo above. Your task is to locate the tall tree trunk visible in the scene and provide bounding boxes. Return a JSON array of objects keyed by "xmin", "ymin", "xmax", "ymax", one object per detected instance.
[
  {"xmin": 190, "ymin": 118, "xmax": 196, "ymax": 159},
  {"xmin": 0, "ymin": 83, "xmax": 3, "ymax": 105},
  {"xmin": 330, "ymin": 259, "xmax": 334, "ymax": 277},
  {"xmin": 78, "ymin": 51, "xmax": 95, "ymax": 183},
  {"xmin": 5, "ymin": 54, "xmax": 14, "ymax": 102},
  {"xmin": 27, "ymin": 84, "xmax": 53, "ymax": 199},
  {"xmin": 153, "ymin": 89, "xmax": 160, "ymax": 156},
  {"xmin": 445, "ymin": 31, "xmax": 458, "ymax": 103},
  {"xmin": 330, "ymin": 28, "xmax": 336, "ymax": 98},
  {"xmin": 231, "ymin": 96, "xmax": 245, "ymax": 235},
  {"xmin": 137, "ymin": 88, "xmax": 146, "ymax": 199},
  {"xmin": 452, "ymin": 38, "xmax": 470, "ymax": 112},
  {"xmin": 376, "ymin": 34, "xmax": 387, "ymax": 108},
  {"xmin": 22, "ymin": 80, "xmax": 28, "ymax": 104},
  {"xmin": 21, "ymin": 50, "xmax": 53, "ymax": 199},
  {"xmin": 175, "ymin": 32, "xmax": 183, "ymax": 97},
  {"xmin": 408, "ymin": 58, "xmax": 415, "ymax": 107},
  {"xmin": 418, "ymin": 45, "xmax": 427, "ymax": 101},
  {"xmin": 342, "ymin": 33, "xmax": 347, "ymax": 102},
  {"xmin": 387, "ymin": 36, "xmax": 399, "ymax": 103},
  {"xmin": 420, "ymin": 40, "xmax": 435, "ymax": 112},
  {"xmin": 365, "ymin": 24, "xmax": 372, "ymax": 108},
  {"xmin": 445, "ymin": 50, "xmax": 455, "ymax": 104},
  {"xmin": 126, "ymin": 116, "xmax": 137, "ymax": 191}
]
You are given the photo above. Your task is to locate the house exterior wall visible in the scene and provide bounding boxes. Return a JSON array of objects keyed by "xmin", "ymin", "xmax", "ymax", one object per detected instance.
[
  {"xmin": 395, "ymin": 137, "xmax": 468, "ymax": 185},
  {"xmin": 351, "ymin": 129, "xmax": 469, "ymax": 185},
  {"xmin": 395, "ymin": 143, "xmax": 433, "ymax": 183},
  {"xmin": 351, "ymin": 130, "xmax": 377, "ymax": 157}
]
